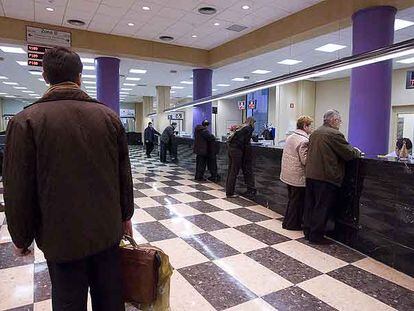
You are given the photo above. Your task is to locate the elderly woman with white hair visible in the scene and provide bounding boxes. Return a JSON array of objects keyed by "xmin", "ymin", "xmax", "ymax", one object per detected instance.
[{"xmin": 304, "ymin": 109, "xmax": 361, "ymax": 244}]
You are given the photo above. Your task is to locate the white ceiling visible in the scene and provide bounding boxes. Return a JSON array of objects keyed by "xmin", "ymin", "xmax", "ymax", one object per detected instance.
[
  {"xmin": 0, "ymin": 0, "xmax": 322, "ymax": 49},
  {"xmin": 0, "ymin": 6, "xmax": 413, "ymax": 105}
]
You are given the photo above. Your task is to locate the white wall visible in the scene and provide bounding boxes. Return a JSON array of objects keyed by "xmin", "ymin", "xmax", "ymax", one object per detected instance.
[
  {"xmin": 215, "ymin": 98, "xmax": 243, "ymax": 139},
  {"xmin": 315, "ymin": 77, "xmax": 351, "ymax": 137},
  {"xmin": 184, "ymin": 106, "xmax": 193, "ymax": 134},
  {"xmin": 392, "ymin": 69, "xmax": 414, "ymax": 106}
]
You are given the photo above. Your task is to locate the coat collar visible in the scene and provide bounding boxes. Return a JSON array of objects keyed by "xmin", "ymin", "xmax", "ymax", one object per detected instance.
[
  {"xmin": 294, "ymin": 129, "xmax": 309, "ymax": 138},
  {"xmin": 27, "ymin": 82, "xmax": 101, "ymax": 108}
]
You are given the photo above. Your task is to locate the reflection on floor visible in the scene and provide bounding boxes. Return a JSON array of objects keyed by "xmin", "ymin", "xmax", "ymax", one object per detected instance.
[{"xmin": 0, "ymin": 146, "xmax": 413, "ymax": 311}]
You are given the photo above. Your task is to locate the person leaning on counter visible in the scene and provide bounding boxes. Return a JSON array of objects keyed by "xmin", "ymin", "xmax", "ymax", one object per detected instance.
[{"xmin": 304, "ymin": 109, "xmax": 361, "ymax": 244}]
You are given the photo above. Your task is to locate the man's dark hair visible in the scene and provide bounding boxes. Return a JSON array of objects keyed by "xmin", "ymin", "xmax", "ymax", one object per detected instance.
[
  {"xmin": 202, "ymin": 120, "xmax": 209, "ymax": 126},
  {"xmin": 148, "ymin": 122, "xmax": 152, "ymax": 126},
  {"xmin": 171, "ymin": 122, "xmax": 177, "ymax": 126},
  {"xmin": 396, "ymin": 138, "xmax": 413, "ymax": 150},
  {"xmin": 43, "ymin": 47, "xmax": 83, "ymax": 85}
]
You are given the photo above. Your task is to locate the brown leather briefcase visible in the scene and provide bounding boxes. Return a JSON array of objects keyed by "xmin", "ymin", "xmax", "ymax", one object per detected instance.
[{"xmin": 120, "ymin": 235, "xmax": 161, "ymax": 304}]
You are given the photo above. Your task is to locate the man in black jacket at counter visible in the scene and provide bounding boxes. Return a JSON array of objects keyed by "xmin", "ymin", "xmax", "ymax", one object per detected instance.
[
  {"xmin": 160, "ymin": 122, "xmax": 177, "ymax": 163},
  {"xmin": 144, "ymin": 122, "xmax": 161, "ymax": 158},
  {"xmin": 194, "ymin": 120, "xmax": 216, "ymax": 181}
]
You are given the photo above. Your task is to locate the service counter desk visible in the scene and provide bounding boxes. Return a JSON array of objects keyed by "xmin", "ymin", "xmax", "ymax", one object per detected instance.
[{"xmin": 174, "ymin": 136, "xmax": 414, "ymax": 277}]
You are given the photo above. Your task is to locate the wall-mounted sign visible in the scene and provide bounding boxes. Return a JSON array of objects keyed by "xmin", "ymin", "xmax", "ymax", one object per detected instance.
[
  {"xmin": 406, "ymin": 71, "xmax": 414, "ymax": 89},
  {"xmin": 27, "ymin": 44, "xmax": 51, "ymax": 67},
  {"xmin": 168, "ymin": 112, "xmax": 184, "ymax": 120},
  {"xmin": 290, "ymin": 103, "xmax": 295, "ymax": 108},
  {"xmin": 120, "ymin": 109, "xmax": 135, "ymax": 118},
  {"xmin": 248, "ymin": 100, "xmax": 257, "ymax": 109},
  {"xmin": 238, "ymin": 100, "xmax": 246, "ymax": 110},
  {"xmin": 26, "ymin": 26, "xmax": 71, "ymax": 47}
]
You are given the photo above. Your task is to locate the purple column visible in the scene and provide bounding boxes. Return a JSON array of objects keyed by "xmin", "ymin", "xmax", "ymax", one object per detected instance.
[
  {"xmin": 96, "ymin": 57, "xmax": 120, "ymax": 115},
  {"xmin": 192, "ymin": 68, "xmax": 212, "ymax": 131},
  {"xmin": 348, "ymin": 6, "xmax": 396, "ymax": 155}
]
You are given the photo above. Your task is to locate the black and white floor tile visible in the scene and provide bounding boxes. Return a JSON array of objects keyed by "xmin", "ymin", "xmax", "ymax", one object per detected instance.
[{"xmin": 0, "ymin": 146, "xmax": 413, "ymax": 310}]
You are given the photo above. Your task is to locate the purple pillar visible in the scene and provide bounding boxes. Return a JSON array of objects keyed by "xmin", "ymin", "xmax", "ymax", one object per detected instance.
[
  {"xmin": 348, "ymin": 6, "xmax": 396, "ymax": 155},
  {"xmin": 192, "ymin": 68, "xmax": 212, "ymax": 132},
  {"xmin": 96, "ymin": 57, "xmax": 120, "ymax": 115}
]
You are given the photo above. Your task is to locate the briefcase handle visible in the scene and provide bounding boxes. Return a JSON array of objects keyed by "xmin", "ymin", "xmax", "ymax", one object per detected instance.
[{"xmin": 122, "ymin": 234, "xmax": 139, "ymax": 248}]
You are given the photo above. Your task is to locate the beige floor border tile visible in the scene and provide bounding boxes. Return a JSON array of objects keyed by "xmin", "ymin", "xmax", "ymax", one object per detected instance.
[
  {"xmin": 170, "ymin": 271, "xmax": 216, "ymax": 311},
  {"xmin": 151, "ymin": 238, "xmax": 209, "ymax": 269},
  {"xmin": 210, "ymin": 228, "xmax": 267, "ymax": 253},
  {"xmin": 257, "ymin": 219, "xmax": 304, "ymax": 239},
  {"xmin": 223, "ymin": 298, "xmax": 277, "ymax": 311},
  {"xmin": 160, "ymin": 218, "xmax": 205, "ymax": 237},
  {"xmin": 0, "ymin": 264, "xmax": 34, "ymax": 310},
  {"xmin": 273, "ymin": 240, "xmax": 348, "ymax": 273},
  {"xmin": 353, "ymin": 257, "xmax": 414, "ymax": 291},
  {"xmin": 208, "ymin": 211, "xmax": 251, "ymax": 227},
  {"xmin": 298, "ymin": 274, "xmax": 397, "ymax": 311},
  {"xmin": 214, "ymin": 254, "xmax": 293, "ymax": 296}
]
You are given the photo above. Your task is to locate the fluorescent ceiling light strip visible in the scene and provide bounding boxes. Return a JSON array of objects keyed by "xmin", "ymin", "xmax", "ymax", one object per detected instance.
[
  {"xmin": 81, "ymin": 58, "xmax": 95, "ymax": 64},
  {"xmin": 166, "ymin": 45, "xmax": 414, "ymax": 112},
  {"xmin": 0, "ymin": 46, "xmax": 25, "ymax": 54}
]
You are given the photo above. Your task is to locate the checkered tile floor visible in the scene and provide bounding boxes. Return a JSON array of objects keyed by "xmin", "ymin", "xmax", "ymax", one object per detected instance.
[{"xmin": 0, "ymin": 146, "xmax": 413, "ymax": 311}]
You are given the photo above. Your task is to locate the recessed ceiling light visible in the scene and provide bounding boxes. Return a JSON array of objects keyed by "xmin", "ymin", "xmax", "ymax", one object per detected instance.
[
  {"xmin": 180, "ymin": 81, "xmax": 193, "ymax": 85},
  {"xmin": 16, "ymin": 61, "xmax": 28, "ymax": 66},
  {"xmin": 121, "ymin": 88, "xmax": 132, "ymax": 91},
  {"xmin": 142, "ymin": 6, "xmax": 150, "ymax": 11},
  {"xmin": 46, "ymin": 7, "xmax": 54, "ymax": 12},
  {"xmin": 187, "ymin": 95, "xmax": 193, "ymax": 98},
  {"xmin": 0, "ymin": 92, "xmax": 7, "ymax": 95},
  {"xmin": 396, "ymin": 57, "xmax": 414, "ymax": 64},
  {"xmin": 242, "ymin": 5, "xmax": 250, "ymax": 10},
  {"xmin": 3, "ymin": 82, "xmax": 18, "ymax": 85},
  {"xmin": 83, "ymin": 65, "xmax": 95, "ymax": 71},
  {"xmin": 170, "ymin": 91, "xmax": 176, "ymax": 94},
  {"xmin": 257, "ymin": 79, "xmax": 265, "ymax": 82},
  {"xmin": 128, "ymin": 22, "xmax": 135, "ymax": 27},
  {"xmin": 81, "ymin": 58, "xmax": 94, "ymax": 64},
  {"xmin": 214, "ymin": 22, "xmax": 220, "ymax": 26},
  {"xmin": 232, "ymin": 77, "xmax": 247, "ymax": 81},
  {"xmin": 83, "ymin": 81, "xmax": 96, "ymax": 84},
  {"xmin": 171, "ymin": 86, "xmax": 184, "ymax": 89},
  {"xmin": 192, "ymin": 35, "xmax": 197, "ymax": 38},
  {"xmin": 120, "ymin": 92, "xmax": 129, "ymax": 95},
  {"xmin": 22, "ymin": 90, "xmax": 34, "ymax": 93},
  {"xmin": 13, "ymin": 86, "xmax": 27, "ymax": 89},
  {"xmin": 395, "ymin": 18, "xmax": 414, "ymax": 31},
  {"xmin": 315, "ymin": 43, "xmax": 347, "ymax": 53},
  {"xmin": 123, "ymin": 83, "xmax": 136, "ymax": 86},
  {"xmin": 159, "ymin": 35, "xmax": 174, "ymax": 42},
  {"xmin": 5, "ymin": 95, "xmax": 16, "ymax": 98},
  {"xmin": 278, "ymin": 59, "xmax": 302, "ymax": 65},
  {"xmin": 126, "ymin": 77, "xmax": 141, "ymax": 81},
  {"xmin": 67, "ymin": 19, "xmax": 86, "ymax": 26},
  {"xmin": 129, "ymin": 69, "xmax": 147, "ymax": 74},
  {"xmin": 212, "ymin": 88, "xmax": 218, "ymax": 91},
  {"xmin": 198, "ymin": 7, "xmax": 217, "ymax": 15},
  {"xmin": 29, "ymin": 94, "xmax": 40, "ymax": 96},
  {"xmin": 85, "ymin": 86, "xmax": 96, "ymax": 89},
  {"xmin": 38, "ymin": 78, "xmax": 46, "ymax": 82},
  {"xmin": 0, "ymin": 76, "xmax": 8, "ymax": 79},
  {"xmin": 217, "ymin": 84, "xmax": 230, "ymax": 87},
  {"xmin": 0, "ymin": 46, "xmax": 26, "ymax": 54},
  {"xmin": 29, "ymin": 71, "xmax": 43, "ymax": 76},
  {"xmin": 251, "ymin": 69, "xmax": 271, "ymax": 74},
  {"xmin": 82, "ymin": 74, "xmax": 96, "ymax": 78}
]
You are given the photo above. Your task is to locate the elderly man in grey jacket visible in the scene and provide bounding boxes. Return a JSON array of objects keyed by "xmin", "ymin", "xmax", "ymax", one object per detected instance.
[{"xmin": 280, "ymin": 116, "xmax": 313, "ymax": 230}]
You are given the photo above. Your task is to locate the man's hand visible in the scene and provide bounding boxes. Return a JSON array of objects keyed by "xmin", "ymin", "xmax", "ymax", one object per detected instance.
[
  {"xmin": 123, "ymin": 220, "xmax": 133, "ymax": 237},
  {"xmin": 14, "ymin": 245, "xmax": 31, "ymax": 257}
]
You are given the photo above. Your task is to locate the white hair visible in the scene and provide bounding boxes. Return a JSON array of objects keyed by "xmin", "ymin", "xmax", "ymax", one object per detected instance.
[{"xmin": 323, "ymin": 109, "xmax": 340, "ymax": 125}]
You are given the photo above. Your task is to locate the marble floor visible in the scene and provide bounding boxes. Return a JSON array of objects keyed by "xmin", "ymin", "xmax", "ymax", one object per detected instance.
[{"xmin": 0, "ymin": 146, "xmax": 413, "ymax": 310}]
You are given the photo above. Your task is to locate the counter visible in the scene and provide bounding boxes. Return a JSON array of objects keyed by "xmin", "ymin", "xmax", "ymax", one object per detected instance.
[{"xmin": 175, "ymin": 136, "xmax": 414, "ymax": 277}]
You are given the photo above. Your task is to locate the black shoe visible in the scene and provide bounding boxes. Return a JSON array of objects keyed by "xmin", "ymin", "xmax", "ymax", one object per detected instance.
[
  {"xmin": 146, "ymin": 155, "xmax": 151, "ymax": 158},
  {"xmin": 242, "ymin": 190, "xmax": 257, "ymax": 200},
  {"xmin": 309, "ymin": 237, "xmax": 332, "ymax": 245}
]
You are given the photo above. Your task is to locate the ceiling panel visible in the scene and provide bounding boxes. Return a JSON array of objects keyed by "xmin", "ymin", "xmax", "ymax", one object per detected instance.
[{"xmin": 0, "ymin": 0, "xmax": 325, "ymax": 49}]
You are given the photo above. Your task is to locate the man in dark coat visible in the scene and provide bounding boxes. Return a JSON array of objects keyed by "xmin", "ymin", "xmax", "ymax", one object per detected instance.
[
  {"xmin": 144, "ymin": 122, "xmax": 161, "ymax": 158},
  {"xmin": 304, "ymin": 109, "xmax": 361, "ymax": 244},
  {"xmin": 3, "ymin": 47, "xmax": 134, "ymax": 310},
  {"xmin": 160, "ymin": 122, "xmax": 177, "ymax": 163},
  {"xmin": 226, "ymin": 117, "xmax": 257, "ymax": 199},
  {"xmin": 193, "ymin": 120, "xmax": 216, "ymax": 180}
]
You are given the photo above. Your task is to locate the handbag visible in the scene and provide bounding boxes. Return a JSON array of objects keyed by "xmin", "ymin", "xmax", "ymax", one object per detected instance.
[{"xmin": 120, "ymin": 235, "xmax": 161, "ymax": 304}]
